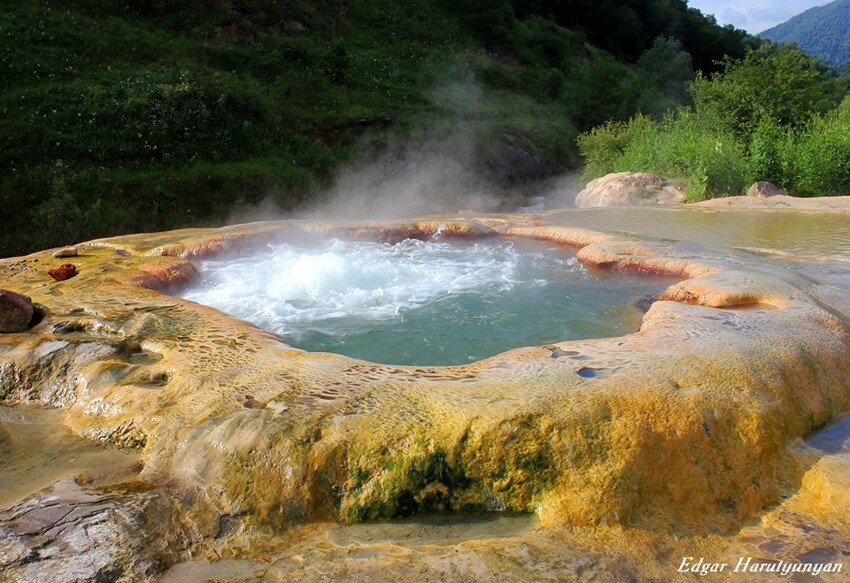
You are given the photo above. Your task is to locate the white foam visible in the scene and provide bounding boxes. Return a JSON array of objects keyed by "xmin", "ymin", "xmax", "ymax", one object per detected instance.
[{"xmin": 181, "ymin": 238, "xmax": 576, "ymax": 337}]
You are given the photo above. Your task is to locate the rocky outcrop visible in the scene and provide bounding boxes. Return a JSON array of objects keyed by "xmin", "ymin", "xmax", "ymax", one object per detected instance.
[
  {"xmin": 575, "ymin": 172, "xmax": 686, "ymax": 208},
  {"xmin": 481, "ymin": 133, "xmax": 553, "ymax": 186},
  {"xmin": 0, "ymin": 290, "xmax": 33, "ymax": 333},
  {"xmin": 747, "ymin": 181, "xmax": 787, "ymax": 198},
  {"xmin": 0, "ymin": 478, "xmax": 194, "ymax": 583}
]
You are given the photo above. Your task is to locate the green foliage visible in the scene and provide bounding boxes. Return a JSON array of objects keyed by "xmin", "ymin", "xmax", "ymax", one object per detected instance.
[
  {"xmin": 509, "ymin": 0, "xmax": 755, "ymax": 69},
  {"xmin": 1, "ymin": 0, "xmax": 756, "ymax": 256},
  {"xmin": 761, "ymin": 0, "xmax": 850, "ymax": 73},
  {"xmin": 577, "ymin": 114, "xmax": 658, "ymax": 180},
  {"xmin": 786, "ymin": 97, "xmax": 850, "ymax": 195},
  {"xmin": 578, "ymin": 111, "xmax": 750, "ymax": 200},
  {"xmin": 634, "ymin": 37, "xmax": 694, "ymax": 118},
  {"xmin": 748, "ymin": 116, "xmax": 789, "ymax": 185},
  {"xmin": 690, "ymin": 44, "xmax": 827, "ymax": 137},
  {"xmin": 579, "ymin": 45, "xmax": 850, "ymax": 199}
]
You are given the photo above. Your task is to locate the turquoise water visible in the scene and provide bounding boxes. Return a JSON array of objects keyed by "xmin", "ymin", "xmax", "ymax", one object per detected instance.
[{"xmin": 181, "ymin": 237, "xmax": 674, "ymax": 366}]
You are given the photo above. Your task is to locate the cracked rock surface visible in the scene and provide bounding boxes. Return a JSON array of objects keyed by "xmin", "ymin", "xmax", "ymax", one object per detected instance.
[{"xmin": 0, "ymin": 478, "xmax": 194, "ymax": 583}]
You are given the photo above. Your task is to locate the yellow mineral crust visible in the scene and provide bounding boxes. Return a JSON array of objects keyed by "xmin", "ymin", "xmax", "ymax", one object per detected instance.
[{"xmin": 0, "ymin": 213, "xmax": 848, "ymax": 539}]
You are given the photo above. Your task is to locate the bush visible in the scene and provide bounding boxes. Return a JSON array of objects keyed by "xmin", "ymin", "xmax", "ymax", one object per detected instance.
[
  {"xmin": 576, "ymin": 114, "xmax": 658, "ymax": 179},
  {"xmin": 787, "ymin": 98, "xmax": 850, "ymax": 196},
  {"xmin": 578, "ymin": 110, "xmax": 749, "ymax": 200},
  {"xmin": 578, "ymin": 45, "xmax": 850, "ymax": 199},
  {"xmin": 747, "ymin": 116, "xmax": 790, "ymax": 186},
  {"xmin": 690, "ymin": 43, "xmax": 828, "ymax": 138}
]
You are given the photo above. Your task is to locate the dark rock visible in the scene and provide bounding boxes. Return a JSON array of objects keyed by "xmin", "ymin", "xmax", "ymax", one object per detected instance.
[
  {"xmin": 47, "ymin": 264, "xmax": 77, "ymax": 281},
  {"xmin": 482, "ymin": 133, "xmax": 553, "ymax": 186},
  {"xmin": 283, "ymin": 20, "xmax": 307, "ymax": 34},
  {"xmin": 633, "ymin": 295, "xmax": 658, "ymax": 312},
  {"xmin": 0, "ymin": 290, "xmax": 34, "ymax": 333}
]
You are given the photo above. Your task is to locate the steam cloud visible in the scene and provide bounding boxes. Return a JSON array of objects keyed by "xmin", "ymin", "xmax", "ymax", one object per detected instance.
[{"xmin": 228, "ymin": 65, "xmax": 581, "ymax": 226}]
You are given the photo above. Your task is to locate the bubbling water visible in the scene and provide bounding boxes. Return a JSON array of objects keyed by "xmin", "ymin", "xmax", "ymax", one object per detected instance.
[{"xmin": 180, "ymin": 238, "xmax": 673, "ymax": 365}]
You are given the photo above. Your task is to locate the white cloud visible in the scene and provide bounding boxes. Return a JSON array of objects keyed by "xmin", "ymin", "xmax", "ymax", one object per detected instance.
[{"xmin": 687, "ymin": 0, "xmax": 832, "ymax": 33}]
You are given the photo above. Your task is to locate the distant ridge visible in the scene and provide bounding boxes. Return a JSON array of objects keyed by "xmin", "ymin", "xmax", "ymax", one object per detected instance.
[{"xmin": 761, "ymin": 0, "xmax": 850, "ymax": 72}]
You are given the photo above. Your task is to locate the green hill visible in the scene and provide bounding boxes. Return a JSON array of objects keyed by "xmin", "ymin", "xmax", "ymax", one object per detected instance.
[
  {"xmin": 761, "ymin": 0, "xmax": 850, "ymax": 72},
  {"xmin": 0, "ymin": 0, "xmax": 754, "ymax": 256}
]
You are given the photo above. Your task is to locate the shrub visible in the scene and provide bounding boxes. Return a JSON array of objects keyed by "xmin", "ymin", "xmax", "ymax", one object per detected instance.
[
  {"xmin": 577, "ymin": 114, "xmax": 658, "ymax": 179},
  {"xmin": 787, "ymin": 97, "xmax": 850, "ymax": 196},
  {"xmin": 690, "ymin": 43, "xmax": 828, "ymax": 138},
  {"xmin": 578, "ymin": 110, "xmax": 749, "ymax": 200},
  {"xmin": 748, "ymin": 116, "xmax": 790, "ymax": 187},
  {"xmin": 578, "ymin": 45, "xmax": 850, "ymax": 200}
]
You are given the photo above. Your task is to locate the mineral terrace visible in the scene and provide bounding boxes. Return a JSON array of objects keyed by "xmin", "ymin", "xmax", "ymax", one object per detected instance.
[{"xmin": 1, "ymin": 209, "xmax": 849, "ymax": 581}]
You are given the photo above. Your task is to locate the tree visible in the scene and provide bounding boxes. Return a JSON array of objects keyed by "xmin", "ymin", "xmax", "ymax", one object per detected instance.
[
  {"xmin": 635, "ymin": 36, "xmax": 694, "ymax": 117},
  {"xmin": 689, "ymin": 43, "xmax": 826, "ymax": 137}
]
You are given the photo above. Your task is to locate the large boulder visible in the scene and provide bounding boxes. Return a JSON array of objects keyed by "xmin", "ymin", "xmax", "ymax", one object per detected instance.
[
  {"xmin": 0, "ymin": 290, "xmax": 33, "ymax": 333},
  {"xmin": 747, "ymin": 181, "xmax": 787, "ymax": 198},
  {"xmin": 575, "ymin": 172, "xmax": 686, "ymax": 209}
]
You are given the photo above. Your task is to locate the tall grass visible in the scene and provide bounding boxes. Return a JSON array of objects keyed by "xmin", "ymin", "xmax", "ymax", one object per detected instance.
[{"xmin": 788, "ymin": 98, "xmax": 850, "ymax": 196}]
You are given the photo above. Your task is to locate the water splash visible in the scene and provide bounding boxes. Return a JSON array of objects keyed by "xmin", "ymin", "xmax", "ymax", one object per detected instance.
[{"xmin": 180, "ymin": 238, "xmax": 671, "ymax": 365}]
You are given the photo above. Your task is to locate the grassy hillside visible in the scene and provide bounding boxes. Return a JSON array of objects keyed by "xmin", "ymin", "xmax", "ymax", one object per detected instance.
[
  {"xmin": 761, "ymin": 0, "xmax": 850, "ymax": 73},
  {"xmin": 1, "ymin": 0, "xmax": 754, "ymax": 256}
]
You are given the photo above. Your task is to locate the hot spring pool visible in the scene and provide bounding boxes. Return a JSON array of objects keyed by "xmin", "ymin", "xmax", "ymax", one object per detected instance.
[{"xmin": 179, "ymin": 237, "xmax": 674, "ymax": 366}]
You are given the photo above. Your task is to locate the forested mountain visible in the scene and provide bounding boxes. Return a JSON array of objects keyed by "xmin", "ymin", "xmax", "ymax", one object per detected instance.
[
  {"xmin": 1, "ymin": 0, "xmax": 755, "ymax": 255},
  {"xmin": 761, "ymin": 0, "xmax": 850, "ymax": 72}
]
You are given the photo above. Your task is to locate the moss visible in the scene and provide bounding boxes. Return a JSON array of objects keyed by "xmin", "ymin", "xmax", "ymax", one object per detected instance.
[{"xmin": 340, "ymin": 443, "xmax": 481, "ymax": 522}]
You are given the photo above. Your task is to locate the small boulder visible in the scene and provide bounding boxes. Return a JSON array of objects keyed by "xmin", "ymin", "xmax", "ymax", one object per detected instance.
[
  {"xmin": 747, "ymin": 181, "xmax": 787, "ymax": 198},
  {"xmin": 575, "ymin": 172, "xmax": 686, "ymax": 209},
  {"xmin": 48, "ymin": 264, "xmax": 78, "ymax": 281},
  {"xmin": 53, "ymin": 246, "xmax": 78, "ymax": 258},
  {"xmin": 0, "ymin": 289, "xmax": 34, "ymax": 333}
]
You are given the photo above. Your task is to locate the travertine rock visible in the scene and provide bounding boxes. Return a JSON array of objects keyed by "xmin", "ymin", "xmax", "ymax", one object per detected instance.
[
  {"xmin": 575, "ymin": 172, "xmax": 686, "ymax": 208},
  {"xmin": 52, "ymin": 246, "xmax": 78, "ymax": 259},
  {"xmin": 747, "ymin": 181, "xmax": 787, "ymax": 198},
  {"xmin": 0, "ymin": 213, "xmax": 849, "ymax": 580}
]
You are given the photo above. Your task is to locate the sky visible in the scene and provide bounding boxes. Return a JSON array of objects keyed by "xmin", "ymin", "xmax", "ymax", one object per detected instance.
[{"xmin": 687, "ymin": 0, "xmax": 831, "ymax": 33}]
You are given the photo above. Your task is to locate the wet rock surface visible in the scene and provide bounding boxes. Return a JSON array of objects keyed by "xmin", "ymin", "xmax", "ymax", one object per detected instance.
[
  {"xmin": 0, "ymin": 290, "xmax": 33, "ymax": 333},
  {"xmin": 696, "ymin": 193, "xmax": 850, "ymax": 210}
]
